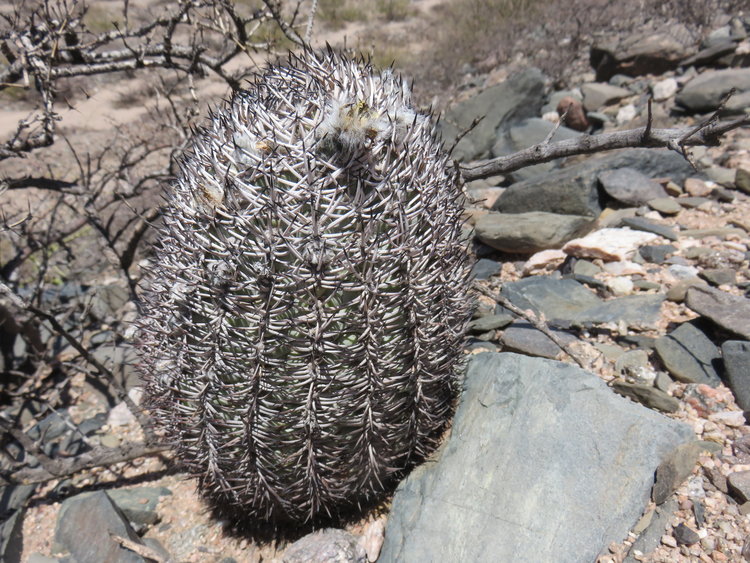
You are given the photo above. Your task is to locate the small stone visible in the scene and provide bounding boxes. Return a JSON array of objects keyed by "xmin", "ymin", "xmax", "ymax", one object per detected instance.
[
  {"xmin": 283, "ymin": 529, "xmax": 366, "ymax": 563},
  {"xmin": 708, "ymin": 410, "xmax": 746, "ymax": 427},
  {"xmin": 633, "ymin": 280, "xmax": 662, "ymax": 291},
  {"xmin": 710, "ymin": 186, "xmax": 735, "ymax": 202},
  {"xmin": 647, "ymin": 197, "xmax": 682, "ymax": 215},
  {"xmin": 616, "ymin": 104, "xmax": 637, "ymax": 125},
  {"xmin": 652, "ymin": 78, "xmax": 678, "ymax": 101},
  {"xmin": 500, "ymin": 321, "xmax": 576, "ymax": 359},
  {"xmin": 652, "ymin": 442, "xmax": 705, "ymax": 503},
  {"xmin": 563, "ymin": 228, "xmax": 658, "ymax": 262},
  {"xmin": 573, "ymin": 259, "xmax": 601, "ymax": 277},
  {"xmin": 699, "ymin": 268, "xmax": 736, "ymax": 286},
  {"xmin": 621, "ymin": 217, "xmax": 678, "ymax": 241},
  {"xmin": 735, "ymin": 167, "xmax": 750, "ymax": 195},
  {"xmin": 639, "ymin": 244, "xmax": 677, "ymax": 264},
  {"xmin": 475, "ymin": 212, "xmax": 594, "ymax": 254},
  {"xmin": 654, "ymin": 322, "xmax": 721, "ymax": 385},
  {"xmin": 661, "ymin": 534, "xmax": 678, "ymax": 548},
  {"xmin": 581, "ymin": 83, "xmax": 632, "ymax": 111},
  {"xmin": 684, "ymin": 178, "xmax": 712, "ymax": 197},
  {"xmin": 612, "ymin": 381, "xmax": 679, "ymax": 413},
  {"xmin": 599, "ymin": 168, "xmax": 668, "ymax": 206},
  {"xmin": 686, "ymin": 285, "xmax": 750, "ymax": 339},
  {"xmin": 471, "ymin": 258, "xmax": 502, "ymax": 280},
  {"xmin": 99, "ymin": 434, "xmax": 120, "ymax": 448},
  {"xmin": 677, "ymin": 196, "xmax": 712, "ymax": 209},
  {"xmin": 666, "ymin": 277, "xmax": 706, "ymax": 302},
  {"xmin": 654, "ymin": 371, "xmax": 673, "ymax": 392},
  {"xmin": 667, "ymin": 264, "xmax": 700, "ymax": 280},
  {"xmin": 664, "ymin": 181, "xmax": 682, "ymax": 196},
  {"xmin": 728, "ymin": 471, "xmax": 750, "ymax": 503},
  {"xmin": 693, "ymin": 500, "xmax": 706, "ymax": 527},
  {"xmin": 593, "ymin": 343, "xmax": 626, "ymax": 360},
  {"xmin": 359, "ymin": 518, "xmax": 386, "ymax": 562},
  {"xmin": 673, "ymin": 523, "xmax": 699, "ymax": 546},
  {"xmin": 468, "ymin": 314, "xmax": 514, "ymax": 334},
  {"xmin": 607, "ymin": 277, "xmax": 634, "ymax": 296},
  {"xmin": 557, "ymin": 96, "xmax": 589, "ymax": 131},
  {"xmin": 522, "ymin": 249, "xmax": 567, "ymax": 275},
  {"xmin": 722, "ymin": 341, "xmax": 750, "ymax": 411}
]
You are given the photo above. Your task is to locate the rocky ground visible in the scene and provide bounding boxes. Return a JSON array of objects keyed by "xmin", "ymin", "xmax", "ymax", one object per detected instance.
[{"xmin": 2, "ymin": 2, "xmax": 750, "ymax": 563}]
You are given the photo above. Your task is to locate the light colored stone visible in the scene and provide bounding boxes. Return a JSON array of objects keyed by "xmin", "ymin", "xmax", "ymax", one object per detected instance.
[
  {"xmin": 601, "ymin": 261, "xmax": 646, "ymax": 275},
  {"xmin": 522, "ymin": 249, "xmax": 567, "ymax": 275},
  {"xmin": 617, "ymin": 104, "xmax": 637, "ymax": 125},
  {"xmin": 563, "ymin": 228, "xmax": 658, "ymax": 261},
  {"xmin": 608, "ymin": 276, "xmax": 635, "ymax": 296},
  {"xmin": 684, "ymin": 178, "xmax": 712, "ymax": 197},
  {"xmin": 359, "ymin": 518, "xmax": 386, "ymax": 563},
  {"xmin": 652, "ymin": 78, "xmax": 678, "ymax": 101},
  {"xmin": 708, "ymin": 411, "xmax": 746, "ymax": 428}
]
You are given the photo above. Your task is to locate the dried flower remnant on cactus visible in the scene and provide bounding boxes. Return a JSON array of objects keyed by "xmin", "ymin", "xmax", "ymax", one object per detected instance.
[{"xmin": 137, "ymin": 49, "xmax": 473, "ymax": 525}]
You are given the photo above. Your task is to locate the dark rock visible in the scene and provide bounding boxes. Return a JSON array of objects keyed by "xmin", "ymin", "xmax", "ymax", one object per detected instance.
[
  {"xmin": 471, "ymin": 258, "xmax": 502, "ymax": 280},
  {"xmin": 475, "ymin": 212, "xmax": 594, "ymax": 254},
  {"xmin": 500, "ymin": 321, "xmax": 577, "ymax": 359},
  {"xmin": 677, "ymin": 196, "xmax": 712, "ymax": 209},
  {"xmin": 666, "ymin": 277, "xmax": 706, "ymax": 302},
  {"xmin": 572, "ymin": 259, "xmax": 601, "ymax": 277},
  {"xmin": 652, "ymin": 442, "xmax": 706, "ymax": 504},
  {"xmin": 27, "ymin": 412, "xmax": 71, "ymax": 442},
  {"xmin": 686, "ymin": 285, "xmax": 750, "ymax": 339},
  {"xmin": 495, "ymin": 149, "xmax": 695, "ymax": 217},
  {"xmin": 468, "ymin": 313, "xmax": 514, "ymax": 334},
  {"xmin": 581, "ymin": 82, "xmax": 632, "ymax": 111},
  {"xmin": 599, "ymin": 168, "xmax": 667, "ymax": 206},
  {"xmin": 0, "ymin": 509, "xmax": 24, "ymax": 563},
  {"xmin": 700, "ymin": 268, "xmax": 736, "ymax": 286},
  {"xmin": 492, "ymin": 118, "xmax": 582, "ymax": 182},
  {"xmin": 591, "ymin": 25, "xmax": 695, "ymax": 81},
  {"xmin": 621, "ymin": 217, "xmax": 678, "ymax": 241},
  {"xmin": 556, "ymin": 96, "xmax": 589, "ymax": 131},
  {"xmin": 711, "ymin": 186, "xmax": 735, "ymax": 203},
  {"xmin": 624, "ymin": 499, "xmax": 678, "ymax": 562},
  {"xmin": 633, "ymin": 280, "xmax": 662, "ymax": 291},
  {"xmin": 722, "ymin": 341, "xmax": 750, "ymax": 411},
  {"xmin": 282, "ymin": 529, "xmax": 366, "ymax": 563},
  {"xmin": 639, "ymin": 245, "xmax": 677, "ymax": 264},
  {"xmin": 682, "ymin": 41, "xmax": 738, "ymax": 68},
  {"xmin": 107, "ymin": 487, "xmax": 172, "ymax": 526},
  {"xmin": 728, "ymin": 471, "xmax": 750, "ymax": 503},
  {"xmin": 500, "ymin": 276, "xmax": 664, "ymax": 329},
  {"xmin": 0, "ymin": 484, "xmax": 36, "ymax": 519},
  {"xmin": 647, "ymin": 197, "xmax": 682, "ymax": 215},
  {"xmin": 673, "ymin": 523, "xmax": 700, "ymax": 546},
  {"xmin": 379, "ymin": 353, "xmax": 694, "ymax": 563},
  {"xmin": 654, "ymin": 321, "xmax": 721, "ymax": 385},
  {"xmin": 676, "ymin": 69, "xmax": 750, "ymax": 114},
  {"xmin": 568, "ymin": 294, "xmax": 665, "ymax": 330},
  {"xmin": 704, "ymin": 466, "xmax": 729, "ymax": 493},
  {"xmin": 54, "ymin": 491, "xmax": 147, "ymax": 563},
  {"xmin": 693, "ymin": 500, "xmax": 705, "ymax": 527},
  {"xmin": 440, "ymin": 68, "xmax": 545, "ymax": 161},
  {"xmin": 611, "ymin": 381, "xmax": 680, "ymax": 413},
  {"xmin": 736, "ymin": 167, "xmax": 750, "ymax": 195}
]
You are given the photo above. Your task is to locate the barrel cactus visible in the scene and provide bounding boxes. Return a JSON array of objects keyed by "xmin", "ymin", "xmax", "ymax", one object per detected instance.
[{"xmin": 137, "ymin": 50, "xmax": 473, "ymax": 525}]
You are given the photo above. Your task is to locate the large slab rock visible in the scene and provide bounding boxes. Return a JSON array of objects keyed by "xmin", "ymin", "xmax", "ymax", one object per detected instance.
[
  {"xmin": 380, "ymin": 353, "xmax": 694, "ymax": 563},
  {"xmin": 676, "ymin": 69, "xmax": 750, "ymax": 114},
  {"xmin": 590, "ymin": 24, "xmax": 695, "ymax": 81},
  {"xmin": 686, "ymin": 286, "xmax": 750, "ymax": 340},
  {"xmin": 54, "ymin": 491, "xmax": 147, "ymax": 562},
  {"xmin": 440, "ymin": 68, "xmax": 545, "ymax": 161},
  {"xmin": 494, "ymin": 149, "xmax": 695, "ymax": 216},
  {"xmin": 491, "ymin": 118, "xmax": 582, "ymax": 182},
  {"xmin": 474, "ymin": 212, "xmax": 594, "ymax": 254}
]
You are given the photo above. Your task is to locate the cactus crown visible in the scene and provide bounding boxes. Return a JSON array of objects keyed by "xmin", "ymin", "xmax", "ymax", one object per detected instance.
[{"xmin": 138, "ymin": 49, "xmax": 473, "ymax": 525}]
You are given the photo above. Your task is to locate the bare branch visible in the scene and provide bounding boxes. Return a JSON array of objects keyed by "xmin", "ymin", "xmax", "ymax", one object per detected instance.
[
  {"xmin": 473, "ymin": 282, "xmax": 588, "ymax": 369},
  {"xmin": 460, "ymin": 116, "xmax": 750, "ymax": 182}
]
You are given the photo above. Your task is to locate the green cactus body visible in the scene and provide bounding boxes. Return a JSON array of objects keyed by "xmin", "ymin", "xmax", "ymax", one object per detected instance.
[{"xmin": 138, "ymin": 50, "xmax": 473, "ymax": 524}]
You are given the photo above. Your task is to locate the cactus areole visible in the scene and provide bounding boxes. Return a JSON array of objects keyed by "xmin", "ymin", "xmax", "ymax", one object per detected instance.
[{"xmin": 137, "ymin": 50, "xmax": 473, "ymax": 525}]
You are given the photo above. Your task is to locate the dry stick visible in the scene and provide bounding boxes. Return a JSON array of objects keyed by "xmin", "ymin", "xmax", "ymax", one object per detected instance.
[
  {"xmin": 0, "ymin": 282, "xmax": 156, "ymax": 444},
  {"xmin": 473, "ymin": 282, "xmax": 588, "ymax": 369},
  {"xmin": 111, "ymin": 533, "xmax": 170, "ymax": 562},
  {"xmin": 0, "ymin": 415, "xmax": 61, "ymax": 477},
  {"xmin": 461, "ymin": 115, "xmax": 749, "ymax": 181},
  {"xmin": 4, "ymin": 441, "xmax": 170, "ymax": 485}
]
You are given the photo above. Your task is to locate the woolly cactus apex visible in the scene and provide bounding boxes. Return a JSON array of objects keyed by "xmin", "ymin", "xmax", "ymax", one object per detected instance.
[{"xmin": 137, "ymin": 49, "xmax": 473, "ymax": 525}]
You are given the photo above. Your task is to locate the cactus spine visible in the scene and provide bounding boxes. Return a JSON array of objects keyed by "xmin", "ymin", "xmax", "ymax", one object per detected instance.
[{"xmin": 137, "ymin": 50, "xmax": 473, "ymax": 524}]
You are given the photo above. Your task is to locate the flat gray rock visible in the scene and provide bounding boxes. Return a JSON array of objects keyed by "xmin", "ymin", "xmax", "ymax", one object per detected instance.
[
  {"xmin": 54, "ymin": 491, "xmax": 146, "ymax": 563},
  {"xmin": 379, "ymin": 353, "xmax": 694, "ymax": 563},
  {"xmin": 686, "ymin": 286, "xmax": 750, "ymax": 340},
  {"xmin": 676, "ymin": 68, "xmax": 750, "ymax": 114},
  {"xmin": 499, "ymin": 277, "xmax": 664, "ymax": 329},
  {"xmin": 654, "ymin": 321, "xmax": 721, "ymax": 385},
  {"xmin": 475, "ymin": 212, "xmax": 594, "ymax": 254},
  {"xmin": 440, "ymin": 68, "xmax": 544, "ymax": 161},
  {"xmin": 282, "ymin": 529, "xmax": 366, "ymax": 563},
  {"xmin": 107, "ymin": 486, "xmax": 172, "ymax": 526},
  {"xmin": 500, "ymin": 320, "xmax": 577, "ymax": 359},
  {"xmin": 722, "ymin": 341, "xmax": 750, "ymax": 410},
  {"xmin": 599, "ymin": 168, "xmax": 668, "ymax": 206}
]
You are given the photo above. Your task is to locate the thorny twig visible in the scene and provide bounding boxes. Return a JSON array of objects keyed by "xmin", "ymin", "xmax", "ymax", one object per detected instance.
[{"xmin": 473, "ymin": 282, "xmax": 589, "ymax": 369}]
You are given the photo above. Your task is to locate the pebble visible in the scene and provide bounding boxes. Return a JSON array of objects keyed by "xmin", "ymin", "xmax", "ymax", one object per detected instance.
[
  {"xmin": 616, "ymin": 104, "xmax": 637, "ymax": 125},
  {"xmin": 667, "ymin": 264, "xmax": 700, "ymax": 280},
  {"xmin": 708, "ymin": 411, "xmax": 746, "ymax": 428},
  {"xmin": 674, "ymin": 523, "xmax": 700, "ymax": 546},
  {"xmin": 684, "ymin": 178, "xmax": 713, "ymax": 197},
  {"xmin": 652, "ymin": 77, "xmax": 678, "ymax": 101},
  {"xmin": 662, "ymin": 534, "xmax": 678, "ymax": 547},
  {"xmin": 607, "ymin": 276, "xmax": 634, "ymax": 296},
  {"xmin": 648, "ymin": 197, "xmax": 683, "ymax": 215},
  {"xmin": 727, "ymin": 471, "xmax": 750, "ymax": 503}
]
